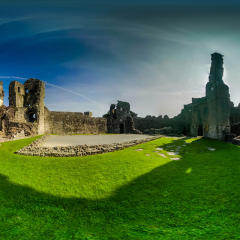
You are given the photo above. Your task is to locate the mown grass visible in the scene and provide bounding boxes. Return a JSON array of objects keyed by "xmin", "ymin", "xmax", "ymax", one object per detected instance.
[{"xmin": 0, "ymin": 136, "xmax": 240, "ymax": 239}]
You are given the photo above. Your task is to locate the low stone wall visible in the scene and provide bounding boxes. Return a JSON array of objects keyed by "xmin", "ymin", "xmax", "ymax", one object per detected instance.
[{"xmin": 15, "ymin": 135, "xmax": 162, "ymax": 157}]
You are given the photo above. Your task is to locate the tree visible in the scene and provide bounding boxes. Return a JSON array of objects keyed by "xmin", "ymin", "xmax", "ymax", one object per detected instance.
[{"xmin": 102, "ymin": 110, "xmax": 110, "ymax": 118}]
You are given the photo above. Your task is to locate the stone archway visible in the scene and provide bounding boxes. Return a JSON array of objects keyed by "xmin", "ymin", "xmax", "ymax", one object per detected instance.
[{"xmin": 120, "ymin": 123, "xmax": 124, "ymax": 134}]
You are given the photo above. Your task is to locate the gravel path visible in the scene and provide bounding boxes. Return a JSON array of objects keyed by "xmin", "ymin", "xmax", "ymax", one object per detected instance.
[{"xmin": 42, "ymin": 134, "xmax": 156, "ymax": 147}]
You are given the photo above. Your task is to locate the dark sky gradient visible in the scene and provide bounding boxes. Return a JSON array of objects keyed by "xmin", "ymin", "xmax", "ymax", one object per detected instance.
[{"xmin": 1, "ymin": 0, "xmax": 240, "ymax": 117}]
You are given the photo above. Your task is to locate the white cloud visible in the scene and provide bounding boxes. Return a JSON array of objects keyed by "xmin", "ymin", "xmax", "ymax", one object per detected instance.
[
  {"xmin": 0, "ymin": 76, "xmax": 28, "ymax": 80},
  {"xmin": 43, "ymin": 81, "xmax": 108, "ymax": 110}
]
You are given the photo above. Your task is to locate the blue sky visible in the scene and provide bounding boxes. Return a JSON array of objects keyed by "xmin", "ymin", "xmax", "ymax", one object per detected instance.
[{"xmin": 1, "ymin": 0, "xmax": 240, "ymax": 117}]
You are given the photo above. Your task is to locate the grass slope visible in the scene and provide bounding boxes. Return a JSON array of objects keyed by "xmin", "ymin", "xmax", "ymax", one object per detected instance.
[{"xmin": 0, "ymin": 136, "xmax": 240, "ymax": 239}]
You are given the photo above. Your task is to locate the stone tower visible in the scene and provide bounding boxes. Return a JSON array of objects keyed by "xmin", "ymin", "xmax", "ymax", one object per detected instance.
[
  {"xmin": 23, "ymin": 78, "xmax": 45, "ymax": 135},
  {"xmin": 0, "ymin": 81, "xmax": 4, "ymax": 107},
  {"xmin": 205, "ymin": 52, "xmax": 231, "ymax": 139}
]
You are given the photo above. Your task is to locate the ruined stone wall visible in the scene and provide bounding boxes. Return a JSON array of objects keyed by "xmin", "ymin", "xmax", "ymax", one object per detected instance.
[
  {"xmin": 133, "ymin": 110, "xmax": 191, "ymax": 134},
  {"xmin": 44, "ymin": 107, "xmax": 107, "ymax": 134}
]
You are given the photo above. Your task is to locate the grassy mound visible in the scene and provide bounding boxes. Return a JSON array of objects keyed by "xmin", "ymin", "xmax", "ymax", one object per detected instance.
[{"xmin": 0, "ymin": 136, "xmax": 240, "ymax": 239}]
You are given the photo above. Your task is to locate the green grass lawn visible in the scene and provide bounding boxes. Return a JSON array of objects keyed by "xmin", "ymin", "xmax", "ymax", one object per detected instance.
[{"xmin": 0, "ymin": 136, "xmax": 240, "ymax": 239}]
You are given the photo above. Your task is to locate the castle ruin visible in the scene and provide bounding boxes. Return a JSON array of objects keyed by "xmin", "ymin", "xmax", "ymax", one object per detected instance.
[{"xmin": 0, "ymin": 52, "xmax": 240, "ymax": 141}]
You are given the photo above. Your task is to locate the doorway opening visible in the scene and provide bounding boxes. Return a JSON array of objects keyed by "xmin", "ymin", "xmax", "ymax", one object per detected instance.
[
  {"xmin": 29, "ymin": 113, "xmax": 36, "ymax": 122},
  {"xmin": 198, "ymin": 124, "xmax": 203, "ymax": 136},
  {"xmin": 183, "ymin": 126, "xmax": 187, "ymax": 135},
  {"xmin": 120, "ymin": 123, "xmax": 124, "ymax": 134}
]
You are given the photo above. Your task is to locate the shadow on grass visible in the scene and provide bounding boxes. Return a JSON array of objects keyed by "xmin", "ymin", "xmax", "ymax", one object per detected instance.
[{"xmin": 1, "ymin": 137, "xmax": 240, "ymax": 239}]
